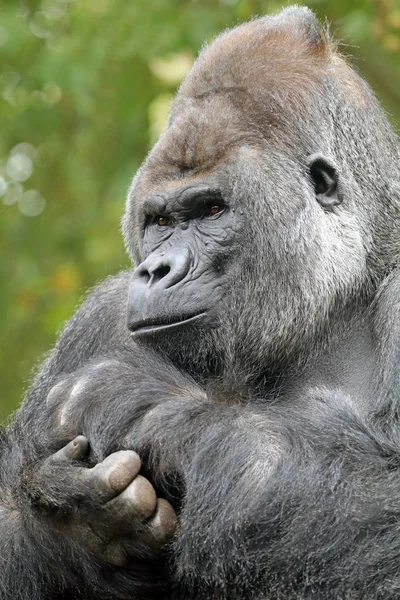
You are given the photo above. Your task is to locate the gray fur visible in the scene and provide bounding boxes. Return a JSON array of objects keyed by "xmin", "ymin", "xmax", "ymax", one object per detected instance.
[{"xmin": 2, "ymin": 6, "xmax": 400, "ymax": 599}]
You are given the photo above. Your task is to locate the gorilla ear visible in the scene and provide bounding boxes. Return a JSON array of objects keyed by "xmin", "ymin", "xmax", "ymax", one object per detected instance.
[{"xmin": 307, "ymin": 154, "xmax": 342, "ymax": 209}]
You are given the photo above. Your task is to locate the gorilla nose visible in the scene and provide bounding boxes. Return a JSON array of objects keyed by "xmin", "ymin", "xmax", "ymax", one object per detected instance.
[
  {"xmin": 132, "ymin": 249, "xmax": 191, "ymax": 290},
  {"xmin": 127, "ymin": 247, "xmax": 202, "ymax": 335}
]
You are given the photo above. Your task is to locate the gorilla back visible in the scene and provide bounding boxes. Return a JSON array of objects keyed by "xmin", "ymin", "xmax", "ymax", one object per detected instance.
[{"xmin": 2, "ymin": 6, "xmax": 400, "ymax": 600}]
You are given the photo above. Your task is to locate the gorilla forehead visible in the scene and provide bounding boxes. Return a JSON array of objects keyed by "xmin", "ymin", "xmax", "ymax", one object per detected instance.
[
  {"xmin": 127, "ymin": 8, "xmax": 366, "ymax": 206},
  {"xmin": 139, "ymin": 97, "xmax": 255, "ymax": 193}
]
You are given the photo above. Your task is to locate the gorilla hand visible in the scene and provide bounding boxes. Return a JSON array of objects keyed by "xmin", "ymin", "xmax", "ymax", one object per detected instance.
[{"xmin": 27, "ymin": 436, "xmax": 177, "ymax": 566}]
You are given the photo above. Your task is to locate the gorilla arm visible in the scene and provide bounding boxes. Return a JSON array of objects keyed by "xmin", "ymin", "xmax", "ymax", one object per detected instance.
[
  {"xmin": 23, "ymin": 367, "xmax": 400, "ymax": 600},
  {"xmin": 2, "ymin": 275, "xmax": 400, "ymax": 600},
  {"xmin": 168, "ymin": 392, "xmax": 400, "ymax": 599},
  {"xmin": 0, "ymin": 271, "xmax": 328, "ymax": 599},
  {"xmin": 0, "ymin": 273, "xmax": 179, "ymax": 600}
]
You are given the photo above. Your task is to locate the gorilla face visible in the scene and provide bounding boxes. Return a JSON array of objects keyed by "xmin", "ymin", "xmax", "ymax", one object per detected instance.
[
  {"xmin": 125, "ymin": 145, "xmax": 367, "ymax": 379},
  {"xmin": 126, "ymin": 181, "xmax": 242, "ymax": 338},
  {"xmin": 125, "ymin": 142, "xmax": 248, "ymax": 377},
  {"xmin": 124, "ymin": 15, "xmax": 372, "ymax": 377}
]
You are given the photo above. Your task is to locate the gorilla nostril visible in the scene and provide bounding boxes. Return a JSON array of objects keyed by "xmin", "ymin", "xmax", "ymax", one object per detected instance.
[
  {"xmin": 152, "ymin": 265, "xmax": 171, "ymax": 282},
  {"xmin": 138, "ymin": 267, "xmax": 150, "ymax": 284}
]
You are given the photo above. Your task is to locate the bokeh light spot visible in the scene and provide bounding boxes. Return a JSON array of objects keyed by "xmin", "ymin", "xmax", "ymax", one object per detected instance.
[
  {"xmin": 3, "ymin": 182, "xmax": 23, "ymax": 206},
  {"xmin": 6, "ymin": 154, "xmax": 33, "ymax": 182},
  {"xmin": 44, "ymin": 83, "xmax": 62, "ymax": 106},
  {"xmin": 148, "ymin": 93, "xmax": 173, "ymax": 145},
  {"xmin": 18, "ymin": 190, "xmax": 46, "ymax": 217},
  {"xmin": 150, "ymin": 53, "xmax": 194, "ymax": 86},
  {"xmin": 11, "ymin": 143, "xmax": 36, "ymax": 159},
  {"xmin": 29, "ymin": 12, "xmax": 50, "ymax": 38}
]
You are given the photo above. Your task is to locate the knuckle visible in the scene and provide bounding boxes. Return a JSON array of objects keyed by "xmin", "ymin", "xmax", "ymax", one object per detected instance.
[
  {"xmin": 107, "ymin": 462, "xmax": 137, "ymax": 493},
  {"xmin": 46, "ymin": 379, "xmax": 69, "ymax": 408},
  {"xmin": 100, "ymin": 451, "xmax": 141, "ymax": 493},
  {"xmin": 127, "ymin": 475, "xmax": 157, "ymax": 519},
  {"xmin": 149, "ymin": 498, "xmax": 177, "ymax": 541}
]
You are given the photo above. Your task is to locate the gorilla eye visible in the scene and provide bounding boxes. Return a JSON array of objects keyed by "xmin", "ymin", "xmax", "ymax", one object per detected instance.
[
  {"xmin": 157, "ymin": 216, "xmax": 170, "ymax": 227},
  {"xmin": 207, "ymin": 205, "xmax": 224, "ymax": 216}
]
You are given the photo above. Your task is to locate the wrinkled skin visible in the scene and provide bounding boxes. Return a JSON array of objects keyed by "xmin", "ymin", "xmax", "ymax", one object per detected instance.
[
  {"xmin": 3, "ymin": 6, "xmax": 400, "ymax": 600},
  {"xmin": 127, "ymin": 184, "xmax": 234, "ymax": 339},
  {"xmin": 29, "ymin": 436, "xmax": 176, "ymax": 567}
]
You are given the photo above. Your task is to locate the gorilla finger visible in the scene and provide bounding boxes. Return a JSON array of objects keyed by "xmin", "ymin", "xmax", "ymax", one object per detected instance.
[
  {"xmin": 144, "ymin": 498, "xmax": 177, "ymax": 546},
  {"xmin": 102, "ymin": 474, "xmax": 157, "ymax": 527},
  {"xmin": 87, "ymin": 450, "xmax": 142, "ymax": 500},
  {"xmin": 49, "ymin": 436, "xmax": 90, "ymax": 463}
]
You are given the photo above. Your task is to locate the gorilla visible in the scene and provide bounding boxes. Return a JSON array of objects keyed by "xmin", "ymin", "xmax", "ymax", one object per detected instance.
[{"xmin": 2, "ymin": 6, "xmax": 400, "ymax": 599}]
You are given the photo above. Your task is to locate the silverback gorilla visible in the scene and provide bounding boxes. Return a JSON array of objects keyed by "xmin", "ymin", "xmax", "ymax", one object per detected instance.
[{"xmin": 2, "ymin": 6, "xmax": 400, "ymax": 600}]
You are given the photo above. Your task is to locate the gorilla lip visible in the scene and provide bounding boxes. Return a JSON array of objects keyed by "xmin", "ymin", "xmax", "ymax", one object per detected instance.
[{"xmin": 130, "ymin": 311, "xmax": 207, "ymax": 337}]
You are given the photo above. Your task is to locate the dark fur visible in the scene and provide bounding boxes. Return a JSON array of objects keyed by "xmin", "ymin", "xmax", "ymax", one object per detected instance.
[{"xmin": 2, "ymin": 6, "xmax": 400, "ymax": 599}]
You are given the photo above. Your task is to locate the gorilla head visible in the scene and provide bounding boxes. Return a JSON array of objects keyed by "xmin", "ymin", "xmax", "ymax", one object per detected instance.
[{"xmin": 123, "ymin": 6, "xmax": 400, "ymax": 382}]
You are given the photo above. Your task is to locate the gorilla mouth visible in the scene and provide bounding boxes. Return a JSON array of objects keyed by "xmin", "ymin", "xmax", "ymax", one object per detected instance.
[{"xmin": 130, "ymin": 312, "xmax": 207, "ymax": 337}]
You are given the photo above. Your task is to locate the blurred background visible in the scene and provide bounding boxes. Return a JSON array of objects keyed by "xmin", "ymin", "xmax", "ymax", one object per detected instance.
[{"xmin": 1, "ymin": 0, "xmax": 400, "ymax": 421}]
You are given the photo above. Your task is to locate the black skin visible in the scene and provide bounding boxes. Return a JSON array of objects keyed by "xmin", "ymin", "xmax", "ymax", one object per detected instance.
[
  {"xmin": 127, "ymin": 185, "xmax": 230, "ymax": 338},
  {"xmin": 3, "ymin": 6, "xmax": 400, "ymax": 600}
]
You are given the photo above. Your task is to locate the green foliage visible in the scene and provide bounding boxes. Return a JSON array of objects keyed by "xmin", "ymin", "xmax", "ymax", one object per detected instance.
[{"xmin": 1, "ymin": 0, "xmax": 400, "ymax": 422}]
